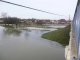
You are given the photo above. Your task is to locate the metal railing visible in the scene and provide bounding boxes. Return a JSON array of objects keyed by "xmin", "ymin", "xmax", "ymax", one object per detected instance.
[{"xmin": 72, "ymin": 0, "xmax": 80, "ymax": 60}]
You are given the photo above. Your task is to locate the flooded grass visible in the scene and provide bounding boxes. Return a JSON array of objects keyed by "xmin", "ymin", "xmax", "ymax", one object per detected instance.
[
  {"xmin": 2, "ymin": 25, "xmax": 14, "ymax": 28},
  {"xmin": 42, "ymin": 25, "xmax": 71, "ymax": 46}
]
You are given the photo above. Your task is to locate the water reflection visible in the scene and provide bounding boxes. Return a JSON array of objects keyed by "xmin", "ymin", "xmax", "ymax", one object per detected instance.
[
  {"xmin": 48, "ymin": 40, "xmax": 65, "ymax": 48},
  {"xmin": 3, "ymin": 29, "xmax": 21, "ymax": 36},
  {"xmin": 0, "ymin": 26, "xmax": 65, "ymax": 60}
]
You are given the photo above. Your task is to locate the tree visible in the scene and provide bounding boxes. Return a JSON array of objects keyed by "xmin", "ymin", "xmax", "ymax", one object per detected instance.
[
  {"xmin": 1, "ymin": 13, "xmax": 11, "ymax": 25},
  {"xmin": 1, "ymin": 12, "xmax": 20, "ymax": 28},
  {"xmin": 11, "ymin": 17, "xmax": 20, "ymax": 28},
  {"xmin": 3, "ymin": 17, "xmax": 20, "ymax": 28},
  {"xmin": 1, "ymin": 12, "xmax": 8, "ymax": 18}
]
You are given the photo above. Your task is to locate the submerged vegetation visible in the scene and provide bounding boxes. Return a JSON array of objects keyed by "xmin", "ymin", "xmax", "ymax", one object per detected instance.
[{"xmin": 2, "ymin": 25, "xmax": 14, "ymax": 28}]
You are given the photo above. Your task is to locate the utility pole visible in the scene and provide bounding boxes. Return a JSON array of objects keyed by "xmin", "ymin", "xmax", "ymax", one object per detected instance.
[{"xmin": 69, "ymin": 15, "xmax": 70, "ymax": 24}]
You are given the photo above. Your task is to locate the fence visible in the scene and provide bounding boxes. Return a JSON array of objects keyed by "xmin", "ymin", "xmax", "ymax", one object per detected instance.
[{"xmin": 72, "ymin": 0, "xmax": 80, "ymax": 60}]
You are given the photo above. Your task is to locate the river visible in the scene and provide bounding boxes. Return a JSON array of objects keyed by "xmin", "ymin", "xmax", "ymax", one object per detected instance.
[{"xmin": 0, "ymin": 26, "xmax": 65, "ymax": 60}]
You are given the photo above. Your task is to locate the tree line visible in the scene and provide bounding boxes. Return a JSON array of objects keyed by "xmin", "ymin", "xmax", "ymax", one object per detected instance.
[
  {"xmin": 1, "ymin": 13, "xmax": 21, "ymax": 28},
  {"xmin": 3, "ymin": 17, "xmax": 20, "ymax": 27}
]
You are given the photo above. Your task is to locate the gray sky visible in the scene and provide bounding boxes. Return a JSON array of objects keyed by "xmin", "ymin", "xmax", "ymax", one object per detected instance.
[{"xmin": 0, "ymin": 0, "xmax": 78, "ymax": 20}]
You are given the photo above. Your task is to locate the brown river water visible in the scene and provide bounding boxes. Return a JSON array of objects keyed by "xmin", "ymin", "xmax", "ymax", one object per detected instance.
[{"xmin": 0, "ymin": 26, "xmax": 65, "ymax": 60}]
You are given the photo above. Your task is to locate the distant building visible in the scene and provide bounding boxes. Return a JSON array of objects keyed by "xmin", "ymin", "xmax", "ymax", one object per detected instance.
[
  {"xmin": 36, "ymin": 20, "xmax": 43, "ymax": 24},
  {"xmin": 0, "ymin": 18, "xmax": 4, "ymax": 23},
  {"xmin": 66, "ymin": 20, "xmax": 72, "ymax": 24},
  {"xmin": 46, "ymin": 20, "xmax": 52, "ymax": 24},
  {"xmin": 58, "ymin": 19, "xmax": 67, "ymax": 24},
  {"xmin": 20, "ymin": 19, "xmax": 32, "ymax": 23},
  {"xmin": 51, "ymin": 20, "xmax": 58, "ymax": 24},
  {"xmin": 36, "ymin": 20, "xmax": 52, "ymax": 24}
]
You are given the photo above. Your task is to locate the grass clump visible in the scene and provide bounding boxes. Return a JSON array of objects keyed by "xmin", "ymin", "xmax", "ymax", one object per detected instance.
[
  {"xmin": 42, "ymin": 25, "xmax": 71, "ymax": 46},
  {"xmin": 3, "ymin": 25, "xmax": 14, "ymax": 28}
]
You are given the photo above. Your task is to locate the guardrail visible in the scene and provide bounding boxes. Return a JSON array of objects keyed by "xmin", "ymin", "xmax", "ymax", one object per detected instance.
[{"xmin": 72, "ymin": 0, "xmax": 80, "ymax": 60}]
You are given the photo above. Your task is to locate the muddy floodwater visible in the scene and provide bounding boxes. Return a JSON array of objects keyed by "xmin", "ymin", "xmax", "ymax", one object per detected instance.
[{"xmin": 0, "ymin": 26, "xmax": 65, "ymax": 60}]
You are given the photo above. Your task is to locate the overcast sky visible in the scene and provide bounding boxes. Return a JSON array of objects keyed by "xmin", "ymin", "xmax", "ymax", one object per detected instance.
[{"xmin": 0, "ymin": 0, "xmax": 78, "ymax": 20}]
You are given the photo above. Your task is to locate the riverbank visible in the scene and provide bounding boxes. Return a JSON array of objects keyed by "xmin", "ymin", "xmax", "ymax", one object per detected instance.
[
  {"xmin": 42, "ymin": 25, "xmax": 71, "ymax": 46},
  {"xmin": 16, "ymin": 27, "xmax": 57, "ymax": 31}
]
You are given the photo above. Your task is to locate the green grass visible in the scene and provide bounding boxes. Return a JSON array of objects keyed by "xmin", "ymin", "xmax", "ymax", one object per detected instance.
[
  {"xmin": 42, "ymin": 25, "xmax": 71, "ymax": 46},
  {"xmin": 2, "ymin": 25, "xmax": 14, "ymax": 28}
]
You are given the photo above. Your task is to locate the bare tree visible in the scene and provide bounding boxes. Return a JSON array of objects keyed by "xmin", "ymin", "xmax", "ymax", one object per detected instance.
[{"xmin": 1, "ymin": 12, "xmax": 8, "ymax": 18}]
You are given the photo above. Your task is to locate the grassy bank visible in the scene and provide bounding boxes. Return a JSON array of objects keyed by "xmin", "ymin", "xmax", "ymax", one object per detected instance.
[
  {"xmin": 2, "ymin": 25, "xmax": 14, "ymax": 28},
  {"xmin": 42, "ymin": 25, "xmax": 71, "ymax": 46}
]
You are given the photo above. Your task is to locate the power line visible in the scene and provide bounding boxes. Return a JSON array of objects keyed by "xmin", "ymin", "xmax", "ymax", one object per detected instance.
[{"xmin": 0, "ymin": 0, "xmax": 65, "ymax": 16}]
